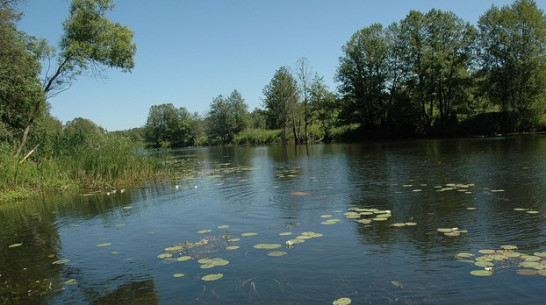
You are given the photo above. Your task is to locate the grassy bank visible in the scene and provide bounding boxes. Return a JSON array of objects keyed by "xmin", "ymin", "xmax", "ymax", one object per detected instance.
[{"xmin": 0, "ymin": 135, "xmax": 169, "ymax": 202}]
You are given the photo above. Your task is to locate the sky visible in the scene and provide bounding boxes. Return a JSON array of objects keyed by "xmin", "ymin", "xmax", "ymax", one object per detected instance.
[{"xmin": 17, "ymin": 0, "xmax": 543, "ymax": 131}]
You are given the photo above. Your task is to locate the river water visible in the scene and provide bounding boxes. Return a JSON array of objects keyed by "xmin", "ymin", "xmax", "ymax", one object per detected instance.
[{"xmin": 1, "ymin": 136, "xmax": 546, "ymax": 304}]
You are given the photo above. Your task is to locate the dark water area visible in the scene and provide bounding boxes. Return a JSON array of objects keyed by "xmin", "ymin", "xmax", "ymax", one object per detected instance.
[{"xmin": 1, "ymin": 136, "xmax": 546, "ymax": 304}]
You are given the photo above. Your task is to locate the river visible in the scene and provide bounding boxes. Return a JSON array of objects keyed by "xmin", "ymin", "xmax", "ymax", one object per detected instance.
[{"xmin": 1, "ymin": 136, "xmax": 546, "ymax": 304}]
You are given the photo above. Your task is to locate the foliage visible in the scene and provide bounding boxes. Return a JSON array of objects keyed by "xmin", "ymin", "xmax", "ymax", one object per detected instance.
[
  {"xmin": 206, "ymin": 90, "xmax": 249, "ymax": 144},
  {"xmin": 144, "ymin": 104, "xmax": 194, "ymax": 148},
  {"xmin": 233, "ymin": 128, "xmax": 282, "ymax": 145},
  {"xmin": 477, "ymin": 0, "xmax": 546, "ymax": 131},
  {"xmin": 263, "ymin": 66, "xmax": 300, "ymax": 143}
]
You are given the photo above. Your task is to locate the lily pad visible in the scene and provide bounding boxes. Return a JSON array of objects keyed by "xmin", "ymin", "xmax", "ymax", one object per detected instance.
[
  {"xmin": 165, "ymin": 245, "xmax": 184, "ymax": 252},
  {"xmin": 201, "ymin": 273, "xmax": 223, "ymax": 281},
  {"xmin": 516, "ymin": 269, "xmax": 537, "ymax": 276},
  {"xmin": 225, "ymin": 245, "xmax": 239, "ymax": 250},
  {"xmin": 173, "ymin": 273, "xmax": 185, "ymax": 278},
  {"xmin": 321, "ymin": 214, "xmax": 333, "ymax": 218},
  {"xmin": 391, "ymin": 280, "xmax": 404, "ymax": 288},
  {"xmin": 279, "ymin": 232, "xmax": 292, "ymax": 236},
  {"xmin": 533, "ymin": 252, "xmax": 546, "ymax": 258},
  {"xmin": 228, "ymin": 238, "xmax": 240, "ymax": 242},
  {"xmin": 500, "ymin": 245, "xmax": 518, "ymax": 250},
  {"xmin": 200, "ymin": 264, "xmax": 215, "ymax": 269},
  {"xmin": 479, "ymin": 249, "xmax": 496, "ymax": 254},
  {"xmin": 470, "ymin": 270, "xmax": 493, "ymax": 276},
  {"xmin": 321, "ymin": 219, "xmax": 341, "ymax": 225},
  {"xmin": 437, "ymin": 228, "xmax": 454, "ymax": 233},
  {"xmin": 52, "ymin": 258, "xmax": 70, "ymax": 265},
  {"xmin": 197, "ymin": 229, "xmax": 212, "ymax": 234},
  {"xmin": 217, "ymin": 225, "xmax": 230, "ymax": 229},
  {"xmin": 538, "ymin": 269, "xmax": 546, "ymax": 276},
  {"xmin": 267, "ymin": 251, "xmax": 287, "ymax": 257},
  {"xmin": 333, "ymin": 297, "xmax": 352, "ymax": 305},
  {"xmin": 526, "ymin": 210, "xmax": 539, "ymax": 214},
  {"xmin": 254, "ymin": 243, "xmax": 282, "ymax": 250},
  {"xmin": 96, "ymin": 242, "xmax": 112, "ymax": 247},
  {"xmin": 64, "ymin": 279, "xmax": 77, "ymax": 286},
  {"xmin": 157, "ymin": 253, "xmax": 173, "ymax": 259},
  {"xmin": 456, "ymin": 253, "xmax": 474, "ymax": 258},
  {"xmin": 241, "ymin": 232, "xmax": 258, "ymax": 237},
  {"xmin": 357, "ymin": 219, "xmax": 372, "ymax": 224},
  {"xmin": 8, "ymin": 243, "xmax": 23, "ymax": 248}
]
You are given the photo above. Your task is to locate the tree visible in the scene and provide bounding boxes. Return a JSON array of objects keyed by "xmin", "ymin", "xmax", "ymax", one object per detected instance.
[
  {"xmin": 207, "ymin": 90, "xmax": 249, "ymax": 144},
  {"xmin": 263, "ymin": 66, "xmax": 299, "ymax": 143},
  {"xmin": 477, "ymin": 0, "xmax": 546, "ymax": 130},
  {"xmin": 144, "ymin": 104, "xmax": 194, "ymax": 148},
  {"xmin": 336, "ymin": 23, "xmax": 391, "ymax": 128},
  {"xmin": 14, "ymin": 0, "xmax": 136, "ymax": 157},
  {"xmin": 296, "ymin": 57, "xmax": 312, "ymax": 142},
  {"xmin": 0, "ymin": 0, "xmax": 45, "ymax": 144},
  {"xmin": 309, "ymin": 73, "xmax": 337, "ymax": 142}
]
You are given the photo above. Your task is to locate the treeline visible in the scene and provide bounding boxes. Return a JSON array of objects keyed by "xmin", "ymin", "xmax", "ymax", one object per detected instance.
[{"xmin": 141, "ymin": 0, "xmax": 546, "ymax": 147}]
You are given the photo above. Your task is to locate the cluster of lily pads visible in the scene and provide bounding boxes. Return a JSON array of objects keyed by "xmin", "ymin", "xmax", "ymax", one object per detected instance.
[
  {"xmin": 456, "ymin": 245, "xmax": 546, "ymax": 277},
  {"xmin": 398, "ymin": 182, "xmax": 476, "ymax": 194},
  {"xmin": 437, "ymin": 227, "xmax": 468, "ymax": 237},
  {"xmin": 154, "ymin": 224, "xmax": 327, "ymax": 282},
  {"xmin": 340, "ymin": 206, "xmax": 417, "ymax": 228}
]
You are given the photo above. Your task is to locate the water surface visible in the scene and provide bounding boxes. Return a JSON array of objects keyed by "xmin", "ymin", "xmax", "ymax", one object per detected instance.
[{"xmin": 2, "ymin": 137, "xmax": 546, "ymax": 304}]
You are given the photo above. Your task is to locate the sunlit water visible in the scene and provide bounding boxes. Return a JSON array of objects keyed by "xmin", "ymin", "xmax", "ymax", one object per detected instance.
[{"xmin": 2, "ymin": 137, "xmax": 546, "ymax": 304}]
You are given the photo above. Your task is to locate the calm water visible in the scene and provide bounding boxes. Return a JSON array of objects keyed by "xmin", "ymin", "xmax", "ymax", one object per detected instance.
[{"xmin": 2, "ymin": 137, "xmax": 546, "ymax": 304}]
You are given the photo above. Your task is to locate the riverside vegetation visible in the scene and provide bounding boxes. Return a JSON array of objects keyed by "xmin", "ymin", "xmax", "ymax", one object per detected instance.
[{"xmin": 1, "ymin": 0, "xmax": 545, "ymax": 200}]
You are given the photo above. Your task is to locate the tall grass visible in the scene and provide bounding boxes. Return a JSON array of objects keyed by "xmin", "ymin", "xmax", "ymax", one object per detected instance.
[
  {"xmin": 0, "ymin": 134, "xmax": 166, "ymax": 202},
  {"xmin": 233, "ymin": 128, "xmax": 282, "ymax": 145}
]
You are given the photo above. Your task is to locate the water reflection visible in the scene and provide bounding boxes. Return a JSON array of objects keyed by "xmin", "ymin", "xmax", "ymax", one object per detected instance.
[{"xmin": 1, "ymin": 136, "xmax": 546, "ymax": 304}]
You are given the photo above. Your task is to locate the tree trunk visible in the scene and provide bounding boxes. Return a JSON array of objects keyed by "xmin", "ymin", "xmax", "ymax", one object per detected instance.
[{"xmin": 14, "ymin": 123, "xmax": 32, "ymax": 158}]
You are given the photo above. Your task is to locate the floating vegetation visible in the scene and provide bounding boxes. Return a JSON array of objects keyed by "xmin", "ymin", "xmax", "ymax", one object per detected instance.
[
  {"xmin": 8, "ymin": 243, "xmax": 22, "ymax": 248},
  {"xmin": 268, "ymin": 251, "xmax": 287, "ymax": 257},
  {"xmin": 172, "ymin": 273, "xmax": 185, "ymax": 278},
  {"xmin": 291, "ymin": 191, "xmax": 310, "ymax": 196},
  {"xmin": 437, "ymin": 227, "xmax": 466, "ymax": 237},
  {"xmin": 201, "ymin": 273, "xmax": 223, "ymax": 281},
  {"xmin": 225, "ymin": 245, "xmax": 240, "ymax": 250},
  {"xmin": 391, "ymin": 280, "xmax": 404, "ymax": 288},
  {"xmin": 96, "ymin": 242, "xmax": 112, "ymax": 247},
  {"xmin": 457, "ymin": 245, "xmax": 546, "ymax": 277},
  {"xmin": 64, "ymin": 279, "xmax": 77, "ymax": 285},
  {"xmin": 526, "ymin": 210, "xmax": 539, "ymax": 214},
  {"xmin": 52, "ymin": 258, "xmax": 70, "ymax": 265},
  {"xmin": 197, "ymin": 229, "xmax": 212, "ymax": 234},
  {"xmin": 157, "ymin": 253, "xmax": 173, "ymax": 259},
  {"xmin": 321, "ymin": 219, "xmax": 341, "ymax": 225},
  {"xmin": 217, "ymin": 225, "xmax": 230, "ymax": 229},
  {"xmin": 516, "ymin": 269, "xmax": 537, "ymax": 276},
  {"xmin": 279, "ymin": 232, "xmax": 292, "ymax": 236},
  {"xmin": 321, "ymin": 214, "xmax": 333, "ymax": 218},
  {"xmin": 470, "ymin": 270, "xmax": 493, "ymax": 276},
  {"xmin": 111, "ymin": 251, "xmax": 120, "ymax": 255},
  {"xmin": 198, "ymin": 258, "xmax": 229, "ymax": 267},
  {"xmin": 176, "ymin": 256, "xmax": 192, "ymax": 261},
  {"xmin": 241, "ymin": 232, "xmax": 258, "ymax": 237},
  {"xmin": 254, "ymin": 243, "xmax": 282, "ymax": 250},
  {"xmin": 228, "ymin": 238, "xmax": 241, "ymax": 242},
  {"xmin": 333, "ymin": 297, "xmax": 352, "ymax": 305}
]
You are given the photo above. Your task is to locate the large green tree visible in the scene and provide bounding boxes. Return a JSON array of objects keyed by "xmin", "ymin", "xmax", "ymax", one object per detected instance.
[
  {"xmin": 477, "ymin": 0, "xmax": 546, "ymax": 130},
  {"xmin": 207, "ymin": 90, "xmax": 249, "ymax": 144},
  {"xmin": 263, "ymin": 66, "xmax": 299, "ymax": 143},
  {"xmin": 0, "ymin": 0, "xmax": 44, "ymax": 144},
  {"xmin": 336, "ymin": 23, "xmax": 391, "ymax": 128},
  {"xmin": 144, "ymin": 104, "xmax": 194, "ymax": 148},
  {"xmin": 15, "ymin": 0, "xmax": 136, "ymax": 157},
  {"xmin": 309, "ymin": 73, "xmax": 337, "ymax": 142}
]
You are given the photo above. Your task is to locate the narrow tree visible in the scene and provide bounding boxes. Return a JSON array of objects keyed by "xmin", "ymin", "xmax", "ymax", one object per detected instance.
[
  {"xmin": 296, "ymin": 57, "xmax": 312, "ymax": 142},
  {"xmin": 14, "ymin": 0, "xmax": 136, "ymax": 157},
  {"xmin": 309, "ymin": 74, "xmax": 337, "ymax": 142},
  {"xmin": 263, "ymin": 67, "xmax": 299, "ymax": 143}
]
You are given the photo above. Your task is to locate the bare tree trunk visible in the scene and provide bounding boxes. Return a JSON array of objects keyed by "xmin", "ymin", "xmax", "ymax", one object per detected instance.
[{"xmin": 14, "ymin": 123, "xmax": 32, "ymax": 157}]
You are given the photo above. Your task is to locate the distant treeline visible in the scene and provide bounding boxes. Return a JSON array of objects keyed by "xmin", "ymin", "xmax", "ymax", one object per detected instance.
[
  {"xmin": 138, "ymin": 0, "xmax": 546, "ymax": 147},
  {"xmin": 0, "ymin": 0, "xmax": 545, "ymax": 198}
]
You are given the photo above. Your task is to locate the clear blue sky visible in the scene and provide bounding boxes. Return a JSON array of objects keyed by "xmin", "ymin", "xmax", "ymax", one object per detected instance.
[{"xmin": 17, "ymin": 0, "xmax": 540, "ymax": 131}]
